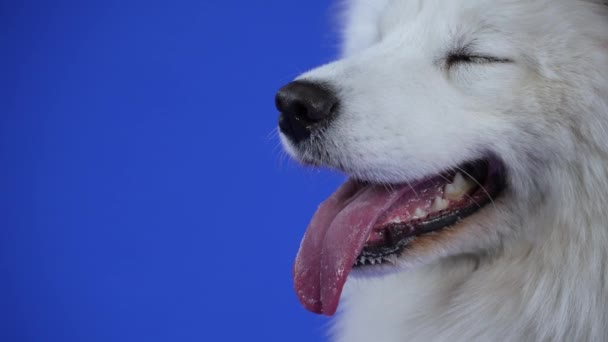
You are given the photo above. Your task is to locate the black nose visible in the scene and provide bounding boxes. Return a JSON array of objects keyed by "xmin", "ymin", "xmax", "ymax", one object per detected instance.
[{"xmin": 275, "ymin": 81, "xmax": 339, "ymax": 143}]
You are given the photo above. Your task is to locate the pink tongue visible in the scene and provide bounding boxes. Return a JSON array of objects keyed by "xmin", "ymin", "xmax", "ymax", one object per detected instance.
[{"xmin": 293, "ymin": 180, "xmax": 412, "ymax": 316}]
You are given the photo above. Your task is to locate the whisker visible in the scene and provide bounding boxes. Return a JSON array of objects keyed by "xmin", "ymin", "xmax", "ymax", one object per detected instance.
[
  {"xmin": 272, "ymin": 140, "xmax": 284, "ymax": 154},
  {"xmin": 266, "ymin": 127, "xmax": 279, "ymax": 141},
  {"xmin": 406, "ymin": 181, "xmax": 419, "ymax": 198}
]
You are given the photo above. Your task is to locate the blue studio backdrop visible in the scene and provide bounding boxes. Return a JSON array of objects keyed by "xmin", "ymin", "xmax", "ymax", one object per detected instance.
[{"xmin": 2, "ymin": 1, "xmax": 345, "ymax": 341}]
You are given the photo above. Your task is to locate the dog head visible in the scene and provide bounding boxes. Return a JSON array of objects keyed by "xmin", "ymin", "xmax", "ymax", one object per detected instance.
[{"xmin": 276, "ymin": 0, "xmax": 608, "ymax": 315}]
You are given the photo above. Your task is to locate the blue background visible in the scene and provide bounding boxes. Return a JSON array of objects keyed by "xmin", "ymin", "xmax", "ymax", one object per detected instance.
[{"xmin": 2, "ymin": 1, "xmax": 346, "ymax": 341}]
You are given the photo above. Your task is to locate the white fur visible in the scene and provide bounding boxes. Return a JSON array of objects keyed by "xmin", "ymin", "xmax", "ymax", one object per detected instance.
[{"xmin": 280, "ymin": 0, "xmax": 608, "ymax": 340}]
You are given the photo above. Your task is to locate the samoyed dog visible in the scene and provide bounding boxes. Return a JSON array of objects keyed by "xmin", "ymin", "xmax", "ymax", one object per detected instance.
[{"xmin": 275, "ymin": 0, "xmax": 608, "ymax": 341}]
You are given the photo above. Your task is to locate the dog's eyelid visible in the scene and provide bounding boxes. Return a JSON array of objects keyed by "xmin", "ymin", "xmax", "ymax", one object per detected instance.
[
  {"xmin": 471, "ymin": 55, "xmax": 512, "ymax": 63},
  {"xmin": 445, "ymin": 53, "xmax": 513, "ymax": 68}
]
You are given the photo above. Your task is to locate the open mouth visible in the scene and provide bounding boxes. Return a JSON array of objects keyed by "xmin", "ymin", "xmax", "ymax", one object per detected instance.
[
  {"xmin": 355, "ymin": 159, "xmax": 504, "ymax": 266},
  {"xmin": 293, "ymin": 157, "xmax": 506, "ymax": 316}
]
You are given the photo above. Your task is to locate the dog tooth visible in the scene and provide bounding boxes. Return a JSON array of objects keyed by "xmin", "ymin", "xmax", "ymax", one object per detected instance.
[
  {"xmin": 412, "ymin": 208, "xmax": 428, "ymax": 219},
  {"xmin": 389, "ymin": 217, "xmax": 403, "ymax": 224},
  {"xmin": 432, "ymin": 196, "xmax": 450, "ymax": 212},
  {"xmin": 445, "ymin": 173, "xmax": 476, "ymax": 200}
]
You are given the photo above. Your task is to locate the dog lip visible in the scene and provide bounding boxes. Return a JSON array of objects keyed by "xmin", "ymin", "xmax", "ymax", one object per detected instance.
[
  {"xmin": 355, "ymin": 198, "xmax": 491, "ymax": 265},
  {"xmin": 354, "ymin": 158, "xmax": 506, "ymax": 267}
]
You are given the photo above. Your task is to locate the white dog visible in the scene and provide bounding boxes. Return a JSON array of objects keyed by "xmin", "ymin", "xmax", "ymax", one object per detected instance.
[{"xmin": 275, "ymin": 0, "xmax": 608, "ymax": 341}]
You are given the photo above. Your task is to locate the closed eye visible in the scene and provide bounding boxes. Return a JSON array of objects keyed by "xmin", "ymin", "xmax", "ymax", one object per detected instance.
[{"xmin": 446, "ymin": 54, "xmax": 512, "ymax": 68}]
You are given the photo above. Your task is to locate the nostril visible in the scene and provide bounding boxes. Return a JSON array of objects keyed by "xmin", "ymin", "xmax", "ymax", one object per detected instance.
[
  {"xmin": 275, "ymin": 80, "xmax": 339, "ymax": 143},
  {"xmin": 291, "ymin": 102, "xmax": 309, "ymax": 121},
  {"xmin": 275, "ymin": 91, "xmax": 309, "ymax": 124}
]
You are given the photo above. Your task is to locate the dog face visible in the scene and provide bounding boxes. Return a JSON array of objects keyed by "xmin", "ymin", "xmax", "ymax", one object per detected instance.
[
  {"xmin": 277, "ymin": 0, "xmax": 608, "ymax": 315},
  {"xmin": 282, "ymin": 0, "xmax": 606, "ymax": 183}
]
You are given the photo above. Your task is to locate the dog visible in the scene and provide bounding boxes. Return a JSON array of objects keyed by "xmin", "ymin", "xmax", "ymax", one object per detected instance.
[{"xmin": 275, "ymin": 0, "xmax": 608, "ymax": 341}]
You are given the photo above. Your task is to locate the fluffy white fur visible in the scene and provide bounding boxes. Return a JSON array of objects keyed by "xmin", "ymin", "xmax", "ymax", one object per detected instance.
[{"xmin": 280, "ymin": 0, "xmax": 608, "ymax": 340}]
